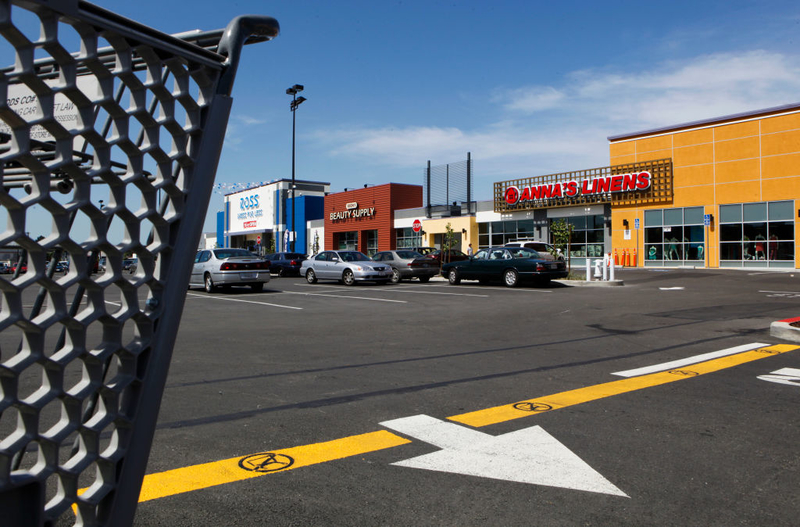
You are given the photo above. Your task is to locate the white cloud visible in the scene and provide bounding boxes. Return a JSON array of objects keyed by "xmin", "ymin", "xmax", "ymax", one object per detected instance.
[
  {"xmin": 493, "ymin": 86, "xmax": 566, "ymax": 113},
  {"xmin": 235, "ymin": 115, "xmax": 267, "ymax": 126},
  {"xmin": 567, "ymin": 50, "xmax": 800, "ymax": 127},
  {"xmin": 311, "ymin": 50, "xmax": 800, "ymax": 187}
]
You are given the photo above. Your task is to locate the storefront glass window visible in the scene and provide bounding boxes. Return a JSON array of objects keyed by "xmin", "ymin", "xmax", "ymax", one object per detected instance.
[
  {"xmin": 644, "ymin": 207, "xmax": 705, "ymax": 267},
  {"xmin": 644, "ymin": 209, "xmax": 662, "ymax": 226},
  {"xmin": 396, "ymin": 228, "xmax": 423, "ymax": 249},
  {"xmin": 720, "ymin": 200, "xmax": 795, "ymax": 268},
  {"xmin": 719, "ymin": 204, "xmax": 741, "ymax": 223},
  {"xmin": 554, "ymin": 214, "xmax": 605, "ymax": 266},
  {"xmin": 366, "ymin": 230, "xmax": 378, "ymax": 256},
  {"xmin": 338, "ymin": 231, "xmax": 358, "ymax": 251},
  {"xmin": 517, "ymin": 219, "xmax": 534, "ymax": 238}
]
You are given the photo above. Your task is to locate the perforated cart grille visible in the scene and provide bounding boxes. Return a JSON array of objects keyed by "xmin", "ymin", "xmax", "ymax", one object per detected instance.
[{"xmin": 0, "ymin": 1, "xmax": 278, "ymax": 525}]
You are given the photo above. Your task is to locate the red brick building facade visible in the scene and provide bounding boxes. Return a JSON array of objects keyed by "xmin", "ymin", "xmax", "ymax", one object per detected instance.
[{"xmin": 325, "ymin": 183, "xmax": 422, "ymax": 254}]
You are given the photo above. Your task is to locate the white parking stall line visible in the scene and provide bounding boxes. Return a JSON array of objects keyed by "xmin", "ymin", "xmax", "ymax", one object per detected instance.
[
  {"xmin": 760, "ymin": 290, "xmax": 800, "ymax": 298},
  {"xmin": 186, "ymin": 292, "xmax": 303, "ymax": 310},
  {"xmin": 283, "ymin": 291, "xmax": 407, "ymax": 303},
  {"xmin": 371, "ymin": 287, "xmax": 489, "ymax": 298},
  {"xmin": 422, "ymin": 283, "xmax": 553, "ymax": 293},
  {"xmin": 611, "ymin": 342, "xmax": 769, "ymax": 377}
]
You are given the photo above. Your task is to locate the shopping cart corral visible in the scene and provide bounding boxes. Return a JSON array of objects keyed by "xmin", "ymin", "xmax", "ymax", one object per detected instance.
[{"xmin": 0, "ymin": 1, "xmax": 279, "ymax": 525}]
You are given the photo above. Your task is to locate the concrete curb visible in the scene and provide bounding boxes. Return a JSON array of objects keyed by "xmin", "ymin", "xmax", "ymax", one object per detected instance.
[
  {"xmin": 770, "ymin": 316, "xmax": 800, "ymax": 343},
  {"xmin": 555, "ymin": 279, "xmax": 624, "ymax": 287}
]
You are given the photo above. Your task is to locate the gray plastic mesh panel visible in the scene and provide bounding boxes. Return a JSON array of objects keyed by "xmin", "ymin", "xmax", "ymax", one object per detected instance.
[{"xmin": 0, "ymin": 1, "xmax": 263, "ymax": 525}]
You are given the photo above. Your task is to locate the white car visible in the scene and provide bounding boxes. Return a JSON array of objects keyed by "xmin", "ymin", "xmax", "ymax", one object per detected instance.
[
  {"xmin": 302, "ymin": 250, "xmax": 391, "ymax": 285},
  {"xmin": 189, "ymin": 249, "xmax": 270, "ymax": 292}
]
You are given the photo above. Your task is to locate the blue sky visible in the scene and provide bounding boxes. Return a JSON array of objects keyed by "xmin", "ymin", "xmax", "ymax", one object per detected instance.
[{"xmin": 10, "ymin": 0, "xmax": 800, "ymax": 235}]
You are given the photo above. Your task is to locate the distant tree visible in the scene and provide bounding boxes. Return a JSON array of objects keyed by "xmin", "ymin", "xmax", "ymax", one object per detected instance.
[
  {"xmin": 550, "ymin": 218, "xmax": 574, "ymax": 272},
  {"xmin": 442, "ymin": 222, "xmax": 459, "ymax": 265}
]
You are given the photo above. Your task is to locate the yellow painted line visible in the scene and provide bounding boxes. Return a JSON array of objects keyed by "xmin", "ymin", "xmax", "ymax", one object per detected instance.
[
  {"xmin": 138, "ymin": 430, "xmax": 410, "ymax": 502},
  {"xmin": 128, "ymin": 343, "xmax": 797, "ymax": 504},
  {"xmin": 448, "ymin": 344, "xmax": 798, "ymax": 427}
]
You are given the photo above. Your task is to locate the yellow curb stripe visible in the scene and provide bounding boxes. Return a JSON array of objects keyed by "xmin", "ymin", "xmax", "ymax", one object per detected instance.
[
  {"xmin": 138, "ymin": 430, "xmax": 410, "ymax": 502},
  {"xmin": 448, "ymin": 344, "xmax": 798, "ymax": 428},
  {"xmin": 127, "ymin": 343, "xmax": 797, "ymax": 505}
]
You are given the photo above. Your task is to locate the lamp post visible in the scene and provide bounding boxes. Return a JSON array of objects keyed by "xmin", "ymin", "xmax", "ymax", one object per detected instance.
[{"xmin": 286, "ymin": 84, "xmax": 306, "ymax": 252}]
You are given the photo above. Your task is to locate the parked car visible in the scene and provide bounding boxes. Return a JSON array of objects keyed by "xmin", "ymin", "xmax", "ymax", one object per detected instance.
[
  {"xmin": 49, "ymin": 260, "xmax": 70, "ymax": 273},
  {"xmin": 302, "ymin": 250, "xmax": 391, "ymax": 285},
  {"xmin": 425, "ymin": 248, "xmax": 469, "ymax": 264},
  {"xmin": 189, "ymin": 248, "xmax": 271, "ymax": 292},
  {"xmin": 442, "ymin": 246, "xmax": 568, "ymax": 287},
  {"xmin": 264, "ymin": 252, "xmax": 307, "ymax": 277},
  {"xmin": 504, "ymin": 240, "xmax": 564, "ymax": 261},
  {"xmin": 122, "ymin": 258, "xmax": 138, "ymax": 272},
  {"xmin": 410, "ymin": 247, "xmax": 436, "ymax": 256},
  {"xmin": 372, "ymin": 250, "xmax": 440, "ymax": 283}
]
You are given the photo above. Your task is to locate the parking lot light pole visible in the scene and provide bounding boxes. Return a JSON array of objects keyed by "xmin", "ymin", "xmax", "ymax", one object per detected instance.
[{"xmin": 287, "ymin": 84, "xmax": 306, "ymax": 252}]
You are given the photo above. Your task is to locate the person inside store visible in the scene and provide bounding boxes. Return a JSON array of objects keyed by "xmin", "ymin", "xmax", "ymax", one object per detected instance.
[{"xmin": 754, "ymin": 234, "xmax": 766, "ymax": 260}]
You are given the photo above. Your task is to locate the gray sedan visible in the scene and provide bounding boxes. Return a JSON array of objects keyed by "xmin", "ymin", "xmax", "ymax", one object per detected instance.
[
  {"xmin": 302, "ymin": 250, "xmax": 391, "ymax": 285},
  {"xmin": 372, "ymin": 250, "xmax": 440, "ymax": 283},
  {"xmin": 190, "ymin": 248, "xmax": 271, "ymax": 292}
]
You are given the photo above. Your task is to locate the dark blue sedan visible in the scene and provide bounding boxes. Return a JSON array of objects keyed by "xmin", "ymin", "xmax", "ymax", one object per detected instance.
[{"xmin": 264, "ymin": 252, "xmax": 307, "ymax": 277}]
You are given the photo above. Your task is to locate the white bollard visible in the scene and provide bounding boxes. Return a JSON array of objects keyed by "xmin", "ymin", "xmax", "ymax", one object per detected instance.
[
  {"xmin": 609, "ymin": 255, "xmax": 615, "ymax": 281},
  {"xmin": 602, "ymin": 254, "xmax": 608, "ymax": 281}
]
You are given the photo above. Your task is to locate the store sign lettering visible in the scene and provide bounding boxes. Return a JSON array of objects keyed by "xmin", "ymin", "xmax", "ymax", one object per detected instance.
[
  {"xmin": 237, "ymin": 209, "xmax": 263, "ymax": 221},
  {"xmin": 330, "ymin": 207, "xmax": 376, "ymax": 220},
  {"xmin": 504, "ymin": 171, "xmax": 652, "ymax": 205}
]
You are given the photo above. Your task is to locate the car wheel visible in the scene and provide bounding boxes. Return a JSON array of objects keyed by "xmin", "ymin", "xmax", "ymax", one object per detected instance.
[
  {"xmin": 418, "ymin": 276, "xmax": 430, "ymax": 283},
  {"xmin": 204, "ymin": 273, "xmax": 216, "ymax": 293},
  {"xmin": 504, "ymin": 269, "xmax": 520, "ymax": 288},
  {"xmin": 251, "ymin": 283, "xmax": 264, "ymax": 293},
  {"xmin": 448, "ymin": 268, "xmax": 460, "ymax": 285},
  {"xmin": 390, "ymin": 268, "xmax": 401, "ymax": 284},
  {"xmin": 306, "ymin": 269, "xmax": 317, "ymax": 284},
  {"xmin": 342, "ymin": 269, "xmax": 355, "ymax": 286},
  {"xmin": 278, "ymin": 267, "xmax": 285, "ymax": 277}
]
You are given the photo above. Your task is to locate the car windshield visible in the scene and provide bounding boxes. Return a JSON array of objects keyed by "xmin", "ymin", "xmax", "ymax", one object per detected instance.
[
  {"xmin": 416, "ymin": 248, "xmax": 435, "ymax": 255},
  {"xmin": 397, "ymin": 251, "xmax": 422, "ymax": 259},
  {"xmin": 214, "ymin": 249, "xmax": 253, "ymax": 259},
  {"xmin": 508, "ymin": 248, "xmax": 539, "ymax": 258},
  {"xmin": 284, "ymin": 253, "xmax": 305, "ymax": 260},
  {"xmin": 338, "ymin": 251, "xmax": 370, "ymax": 262}
]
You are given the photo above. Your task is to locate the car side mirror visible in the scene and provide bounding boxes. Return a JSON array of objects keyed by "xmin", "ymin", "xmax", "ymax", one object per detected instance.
[{"xmin": 331, "ymin": 256, "xmax": 339, "ymax": 262}]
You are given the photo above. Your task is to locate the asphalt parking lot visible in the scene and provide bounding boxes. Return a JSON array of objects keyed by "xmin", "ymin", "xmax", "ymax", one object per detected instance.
[{"xmin": 128, "ymin": 268, "xmax": 800, "ymax": 526}]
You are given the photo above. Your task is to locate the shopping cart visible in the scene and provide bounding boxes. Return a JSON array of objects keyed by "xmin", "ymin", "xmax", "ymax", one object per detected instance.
[{"xmin": 0, "ymin": 1, "xmax": 279, "ymax": 525}]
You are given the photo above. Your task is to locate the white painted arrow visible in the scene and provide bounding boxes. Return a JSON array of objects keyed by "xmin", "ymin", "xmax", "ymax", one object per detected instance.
[
  {"xmin": 380, "ymin": 414, "xmax": 628, "ymax": 497},
  {"xmin": 757, "ymin": 367, "xmax": 800, "ymax": 386}
]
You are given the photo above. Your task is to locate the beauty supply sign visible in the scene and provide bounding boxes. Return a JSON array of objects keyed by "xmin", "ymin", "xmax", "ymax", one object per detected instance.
[{"xmin": 494, "ymin": 160, "xmax": 672, "ymax": 212}]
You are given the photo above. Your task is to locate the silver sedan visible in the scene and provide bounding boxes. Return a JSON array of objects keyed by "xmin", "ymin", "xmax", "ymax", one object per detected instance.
[
  {"xmin": 302, "ymin": 250, "xmax": 391, "ymax": 285},
  {"xmin": 190, "ymin": 248, "xmax": 271, "ymax": 292},
  {"xmin": 372, "ymin": 250, "xmax": 440, "ymax": 283}
]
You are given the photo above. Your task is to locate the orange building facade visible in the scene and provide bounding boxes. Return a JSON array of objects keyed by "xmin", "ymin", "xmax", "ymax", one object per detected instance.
[{"xmin": 609, "ymin": 103, "xmax": 800, "ymax": 269}]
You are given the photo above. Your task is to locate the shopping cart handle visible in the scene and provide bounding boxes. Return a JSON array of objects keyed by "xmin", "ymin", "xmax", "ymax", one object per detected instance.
[{"xmin": 217, "ymin": 15, "xmax": 281, "ymax": 96}]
